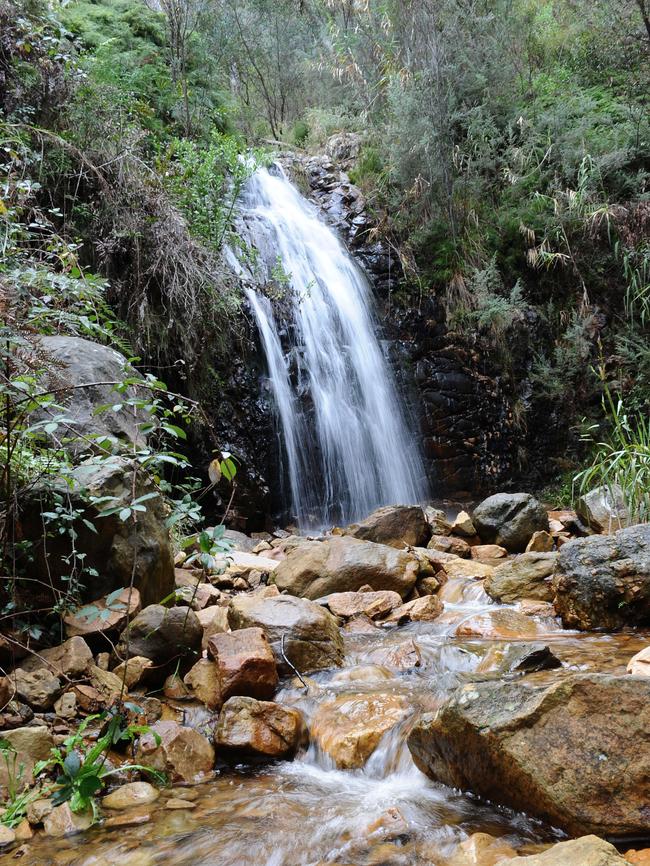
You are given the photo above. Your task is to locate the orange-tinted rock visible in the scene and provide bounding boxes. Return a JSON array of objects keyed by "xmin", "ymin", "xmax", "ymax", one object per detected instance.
[
  {"xmin": 215, "ymin": 696, "xmax": 305, "ymax": 759},
  {"xmin": 627, "ymin": 646, "xmax": 650, "ymax": 677},
  {"xmin": 448, "ymin": 832, "xmax": 517, "ymax": 865},
  {"xmin": 470, "ymin": 544, "xmax": 507, "ymax": 561},
  {"xmin": 183, "ymin": 659, "xmax": 221, "ymax": 709},
  {"xmin": 525, "ymin": 531, "xmax": 554, "ymax": 553},
  {"xmin": 626, "ymin": 848, "xmax": 650, "ymax": 865},
  {"xmin": 207, "ymin": 627, "xmax": 278, "ymax": 702},
  {"xmin": 455, "ymin": 609, "xmax": 543, "ymax": 639},
  {"xmin": 384, "ymin": 595, "xmax": 443, "ymax": 624},
  {"xmin": 64, "ymin": 588, "xmax": 141, "ymax": 637}
]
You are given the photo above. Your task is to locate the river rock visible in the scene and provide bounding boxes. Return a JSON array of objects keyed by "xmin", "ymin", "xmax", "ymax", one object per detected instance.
[
  {"xmin": 54, "ymin": 691, "xmax": 77, "ymax": 719},
  {"xmin": 311, "ymin": 693, "xmax": 411, "ymax": 768},
  {"xmin": 484, "ymin": 553, "xmax": 557, "ymax": 603},
  {"xmin": 0, "ymin": 825, "xmax": 15, "ymax": 847},
  {"xmin": 454, "ymin": 609, "xmax": 545, "ymax": 639},
  {"xmin": 341, "ymin": 505, "xmax": 431, "ymax": 548},
  {"xmin": 271, "ymin": 536, "xmax": 420, "ymax": 599},
  {"xmin": 228, "ymin": 594, "xmax": 343, "ymax": 673},
  {"xmin": 451, "ymin": 510, "xmax": 476, "ymax": 538},
  {"xmin": 117, "ymin": 604, "xmax": 202, "ymax": 663},
  {"xmin": 627, "ymin": 646, "xmax": 650, "ymax": 676},
  {"xmin": 408, "ymin": 673, "xmax": 650, "ymax": 837},
  {"xmin": 525, "ymin": 531, "xmax": 554, "ymax": 553},
  {"xmin": 471, "ymin": 544, "xmax": 508, "ymax": 561},
  {"xmin": 102, "ymin": 782, "xmax": 160, "ymax": 810},
  {"xmin": 576, "ymin": 485, "xmax": 630, "ymax": 533},
  {"xmin": 112, "ymin": 656, "xmax": 154, "ymax": 689},
  {"xmin": 552, "ymin": 524, "xmax": 650, "ymax": 629},
  {"xmin": 476, "ymin": 643, "xmax": 562, "ymax": 674},
  {"xmin": 215, "ymin": 696, "xmax": 305, "ymax": 759},
  {"xmin": 136, "ymin": 720, "xmax": 215, "ymax": 783},
  {"xmin": 182, "ymin": 659, "xmax": 220, "ymax": 709},
  {"xmin": 324, "ymin": 590, "xmax": 403, "ymax": 619},
  {"xmin": 449, "ymin": 832, "xmax": 517, "ymax": 865},
  {"xmin": 424, "ymin": 507, "xmax": 453, "ymax": 536},
  {"xmin": 496, "ymin": 835, "xmax": 629, "ymax": 865},
  {"xmin": 223, "ymin": 529, "xmax": 258, "ymax": 552},
  {"xmin": 207, "ymin": 627, "xmax": 278, "ymax": 701},
  {"xmin": 43, "ymin": 803, "xmax": 93, "ymax": 837},
  {"xmin": 12, "ymin": 667, "xmax": 61, "ymax": 710},
  {"xmin": 472, "ymin": 494, "xmax": 549, "ymax": 552},
  {"xmin": 384, "ymin": 595, "xmax": 443, "ymax": 623},
  {"xmin": 0, "ymin": 726, "xmax": 53, "ymax": 791},
  {"xmin": 64, "ymin": 588, "xmax": 141, "ymax": 637},
  {"xmin": 441, "ymin": 558, "xmax": 495, "ymax": 580},
  {"xmin": 427, "ymin": 535, "xmax": 470, "ymax": 557},
  {"xmin": 197, "ymin": 605, "xmax": 230, "ymax": 650},
  {"xmin": 19, "ymin": 636, "xmax": 93, "ymax": 680}
]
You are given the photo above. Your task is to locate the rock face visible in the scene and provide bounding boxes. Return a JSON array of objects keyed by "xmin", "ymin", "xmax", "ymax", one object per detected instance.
[
  {"xmin": 576, "ymin": 484, "xmax": 630, "ymax": 533},
  {"xmin": 118, "ymin": 604, "xmax": 202, "ymax": 663},
  {"xmin": 497, "ymin": 835, "xmax": 629, "ymax": 865},
  {"xmin": 408, "ymin": 673, "xmax": 650, "ymax": 837},
  {"xmin": 207, "ymin": 627, "xmax": 278, "ymax": 702},
  {"xmin": 552, "ymin": 524, "xmax": 650, "ymax": 630},
  {"xmin": 472, "ymin": 494, "xmax": 549, "ymax": 552},
  {"xmin": 484, "ymin": 553, "xmax": 557, "ymax": 603},
  {"xmin": 19, "ymin": 458, "xmax": 174, "ymax": 607},
  {"xmin": 311, "ymin": 693, "xmax": 411, "ymax": 768},
  {"xmin": 215, "ymin": 696, "xmax": 305, "ymax": 759},
  {"xmin": 228, "ymin": 595, "xmax": 343, "ymax": 673},
  {"xmin": 272, "ymin": 536, "xmax": 420, "ymax": 599},
  {"xmin": 342, "ymin": 505, "xmax": 431, "ymax": 549},
  {"xmin": 136, "ymin": 721, "xmax": 215, "ymax": 783}
]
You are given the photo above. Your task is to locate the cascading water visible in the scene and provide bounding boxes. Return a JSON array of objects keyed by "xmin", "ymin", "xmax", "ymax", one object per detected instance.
[{"xmin": 236, "ymin": 163, "xmax": 428, "ymax": 528}]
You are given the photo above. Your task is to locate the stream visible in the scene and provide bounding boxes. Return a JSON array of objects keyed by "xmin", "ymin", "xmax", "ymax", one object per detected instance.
[{"xmin": 14, "ymin": 578, "xmax": 649, "ymax": 866}]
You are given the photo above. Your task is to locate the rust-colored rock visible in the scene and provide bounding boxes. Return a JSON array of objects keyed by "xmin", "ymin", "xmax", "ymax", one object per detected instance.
[
  {"xmin": 384, "ymin": 595, "xmax": 443, "ymax": 623},
  {"xmin": 207, "ymin": 627, "xmax": 278, "ymax": 702},
  {"xmin": 215, "ymin": 696, "xmax": 305, "ymax": 759}
]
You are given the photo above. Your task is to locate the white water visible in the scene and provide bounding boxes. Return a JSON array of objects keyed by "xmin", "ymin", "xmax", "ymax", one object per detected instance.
[{"xmin": 239, "ymin": 165, "xmax": 428, "ymax": 528}]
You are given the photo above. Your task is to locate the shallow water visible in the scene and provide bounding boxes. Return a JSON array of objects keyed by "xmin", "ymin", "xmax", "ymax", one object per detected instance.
[{"xmin": 12, "ymin": 580, "xmax": 649, "ymax": 866}]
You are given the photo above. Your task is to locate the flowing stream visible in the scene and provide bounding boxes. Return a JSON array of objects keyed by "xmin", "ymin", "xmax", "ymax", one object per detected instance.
[
  {"xmin": 236, "ymin": 165, "xmax": 428, "ymax": 529},
  {"xmin": 17, "ymin": 579, "xmax": 649, "ymax": 866}
]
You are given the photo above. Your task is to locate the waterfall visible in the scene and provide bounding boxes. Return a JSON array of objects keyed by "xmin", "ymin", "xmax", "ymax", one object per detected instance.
[{"xmin": 237, "ymin": 163, "xmax": 428, "ymax": 529}]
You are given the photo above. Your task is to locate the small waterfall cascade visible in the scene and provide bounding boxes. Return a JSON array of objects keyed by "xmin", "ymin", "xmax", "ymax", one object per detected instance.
[{"xmin": 237, "ymin": 163, "xmax": 428, "ymax": 528}]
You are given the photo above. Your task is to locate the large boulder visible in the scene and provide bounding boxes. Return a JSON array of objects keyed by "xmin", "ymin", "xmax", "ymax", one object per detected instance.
[
  {"xmin": 552, "ymin": 524, "xmax": 650, "ymax": 630},
  {"xmin": 484, "ymin": 553, "xmax": 558, "ymax": 603},
  {"xmin": 341, "ymin": 505, "xmax": 431, "ymax": 549},
  {"xmin": 472, "ymin": 494, "xmax": 549, "ymax": 552},
  {"xmin": 214, "ymin": 696, "xmax": 305, "ymax": 760},
  {"xmin": 408, "ymin": 673, "xmax": 650, "ymax": 837},
  {"xmin": 117, "ymin": 604, "xmax": 202, "ymax": 663},
  {"xmin": 496, "ymin": 836, "xmax": 629, "ymax": 865},
  {"xmin": 271, "ymin": 536, "xmax": 420, "ymax": 599},
  {"xmin": 576, "ymin": 485, "xmax": 630, "ymax": 533},
  {"xmin": 18, "ymin": 458, "xmax": 174, "ymax": 607},
  {"xmin": 34, "ymin": 335, "xmax": 147, "ymax": 451},
  {"xmin": 228, "ymin": 594, "xmax": 343, "ymax": 673}
]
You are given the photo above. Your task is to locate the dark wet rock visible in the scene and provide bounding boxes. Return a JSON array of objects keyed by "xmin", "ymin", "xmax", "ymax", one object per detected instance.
[
  {"xmin": 341, "ymin": 505, "xmax": 431, "ymax": 549},
  {"xmin": 408, "ymin": 673, "xmax": 650, "ymax": 837},
  {"xmin": 472, "ymin": 493, "xmax": 549, "ymax": 552},
  {"xmin": 117, "ymin": 604, "xmax": 202, "ymax": 664},
  {"xmin": 271, "ymin": 536, "xmax": 420, "ymax": 600},
  {"xmin": 228, "ymin": 594, "xmax": 343, "ymax": 673},
  {"xmin": 552, "ymin": 524, "xmax": 650, "ymax": 630}
]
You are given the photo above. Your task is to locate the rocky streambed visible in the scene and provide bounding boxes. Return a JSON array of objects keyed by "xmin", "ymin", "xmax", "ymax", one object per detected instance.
[{"xmin": 1, "ymin": 496, "xmax": 650, "ymax": 866}]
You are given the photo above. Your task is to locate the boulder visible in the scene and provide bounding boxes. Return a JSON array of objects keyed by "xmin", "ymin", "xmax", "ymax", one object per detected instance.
[
  {"xmin": 484, "ymin": 553, "xmax": 557, "ymax": 603},
  {"xmin": 207, "ymin": 627, "xmax": 278, "ymax": 702},
  {"xmin": 552, "ymin": 524, "xmax": 650, "ymax": 630},
  {"xmin": 271, "ymin": 536, "xmax": 420, "ymax": 599},
  {"xmin": 136, "ymin": 721, "xmax": 215, "ymax": 783},
  {"xmin": 627, "ymin": 646, "xmax": 650, "ymax": 676},
  {"xmin": 408, "ymin": 673, "xmax": 650, "ymax": 837},
  {"xmin": 427, "ymin": 535, "xmax": 470, "ymax": 558},
  {"xmin": 183, "ymin": 659, "xmax": 220, "ymax": 709},
  {"xmin": 576, "ymin": 485, "xmax": 630, "ymax": 533},
  {"xmin": 214, "ymin": 696, "xmax": 305, "ymax": 759},
  {"xmin": 341, "ymin": 505, "xmax": 431, "ymax": 549},
  {"xmin": 228, "ymin": 594, "xmax": 343, "ymax": 673},
  {"xmin": 525, "ymin": 531, "xmax": 554, "ymax": 553},
  {"xmin": 311, "ymin": 693, "xmax": 411, "ymax": 769},
  {"xmin": 12, "ymin": 667, "xmax": 61, "ymax": 710},
  {"xmin": 117, "ymin": 604, "xmax": 202, "ymax": 663},
  {"xmin": 102, "ymin": 781, "xmax": 160, "ymax": 810},
  {"xmin": 19, "ymin": 636, "xmax": 93, "ymax": 679},
  {"xmin": 323, "ymin": 590, "xmax": 402, "ymax": 619},
  {"xmin": 424, "ymin": 507, "xmax": 452, "ymax": 536},
  {"xmin": 472, "ymin": 494, "xmax": 549, "ymax": 552},
  {"xmin": 496, "ymin": 836, "xmax": 629, "ymax": 865},
  {"xmin": 64, "ymin": 588, "xmax": 141, "ymax": 638}
]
